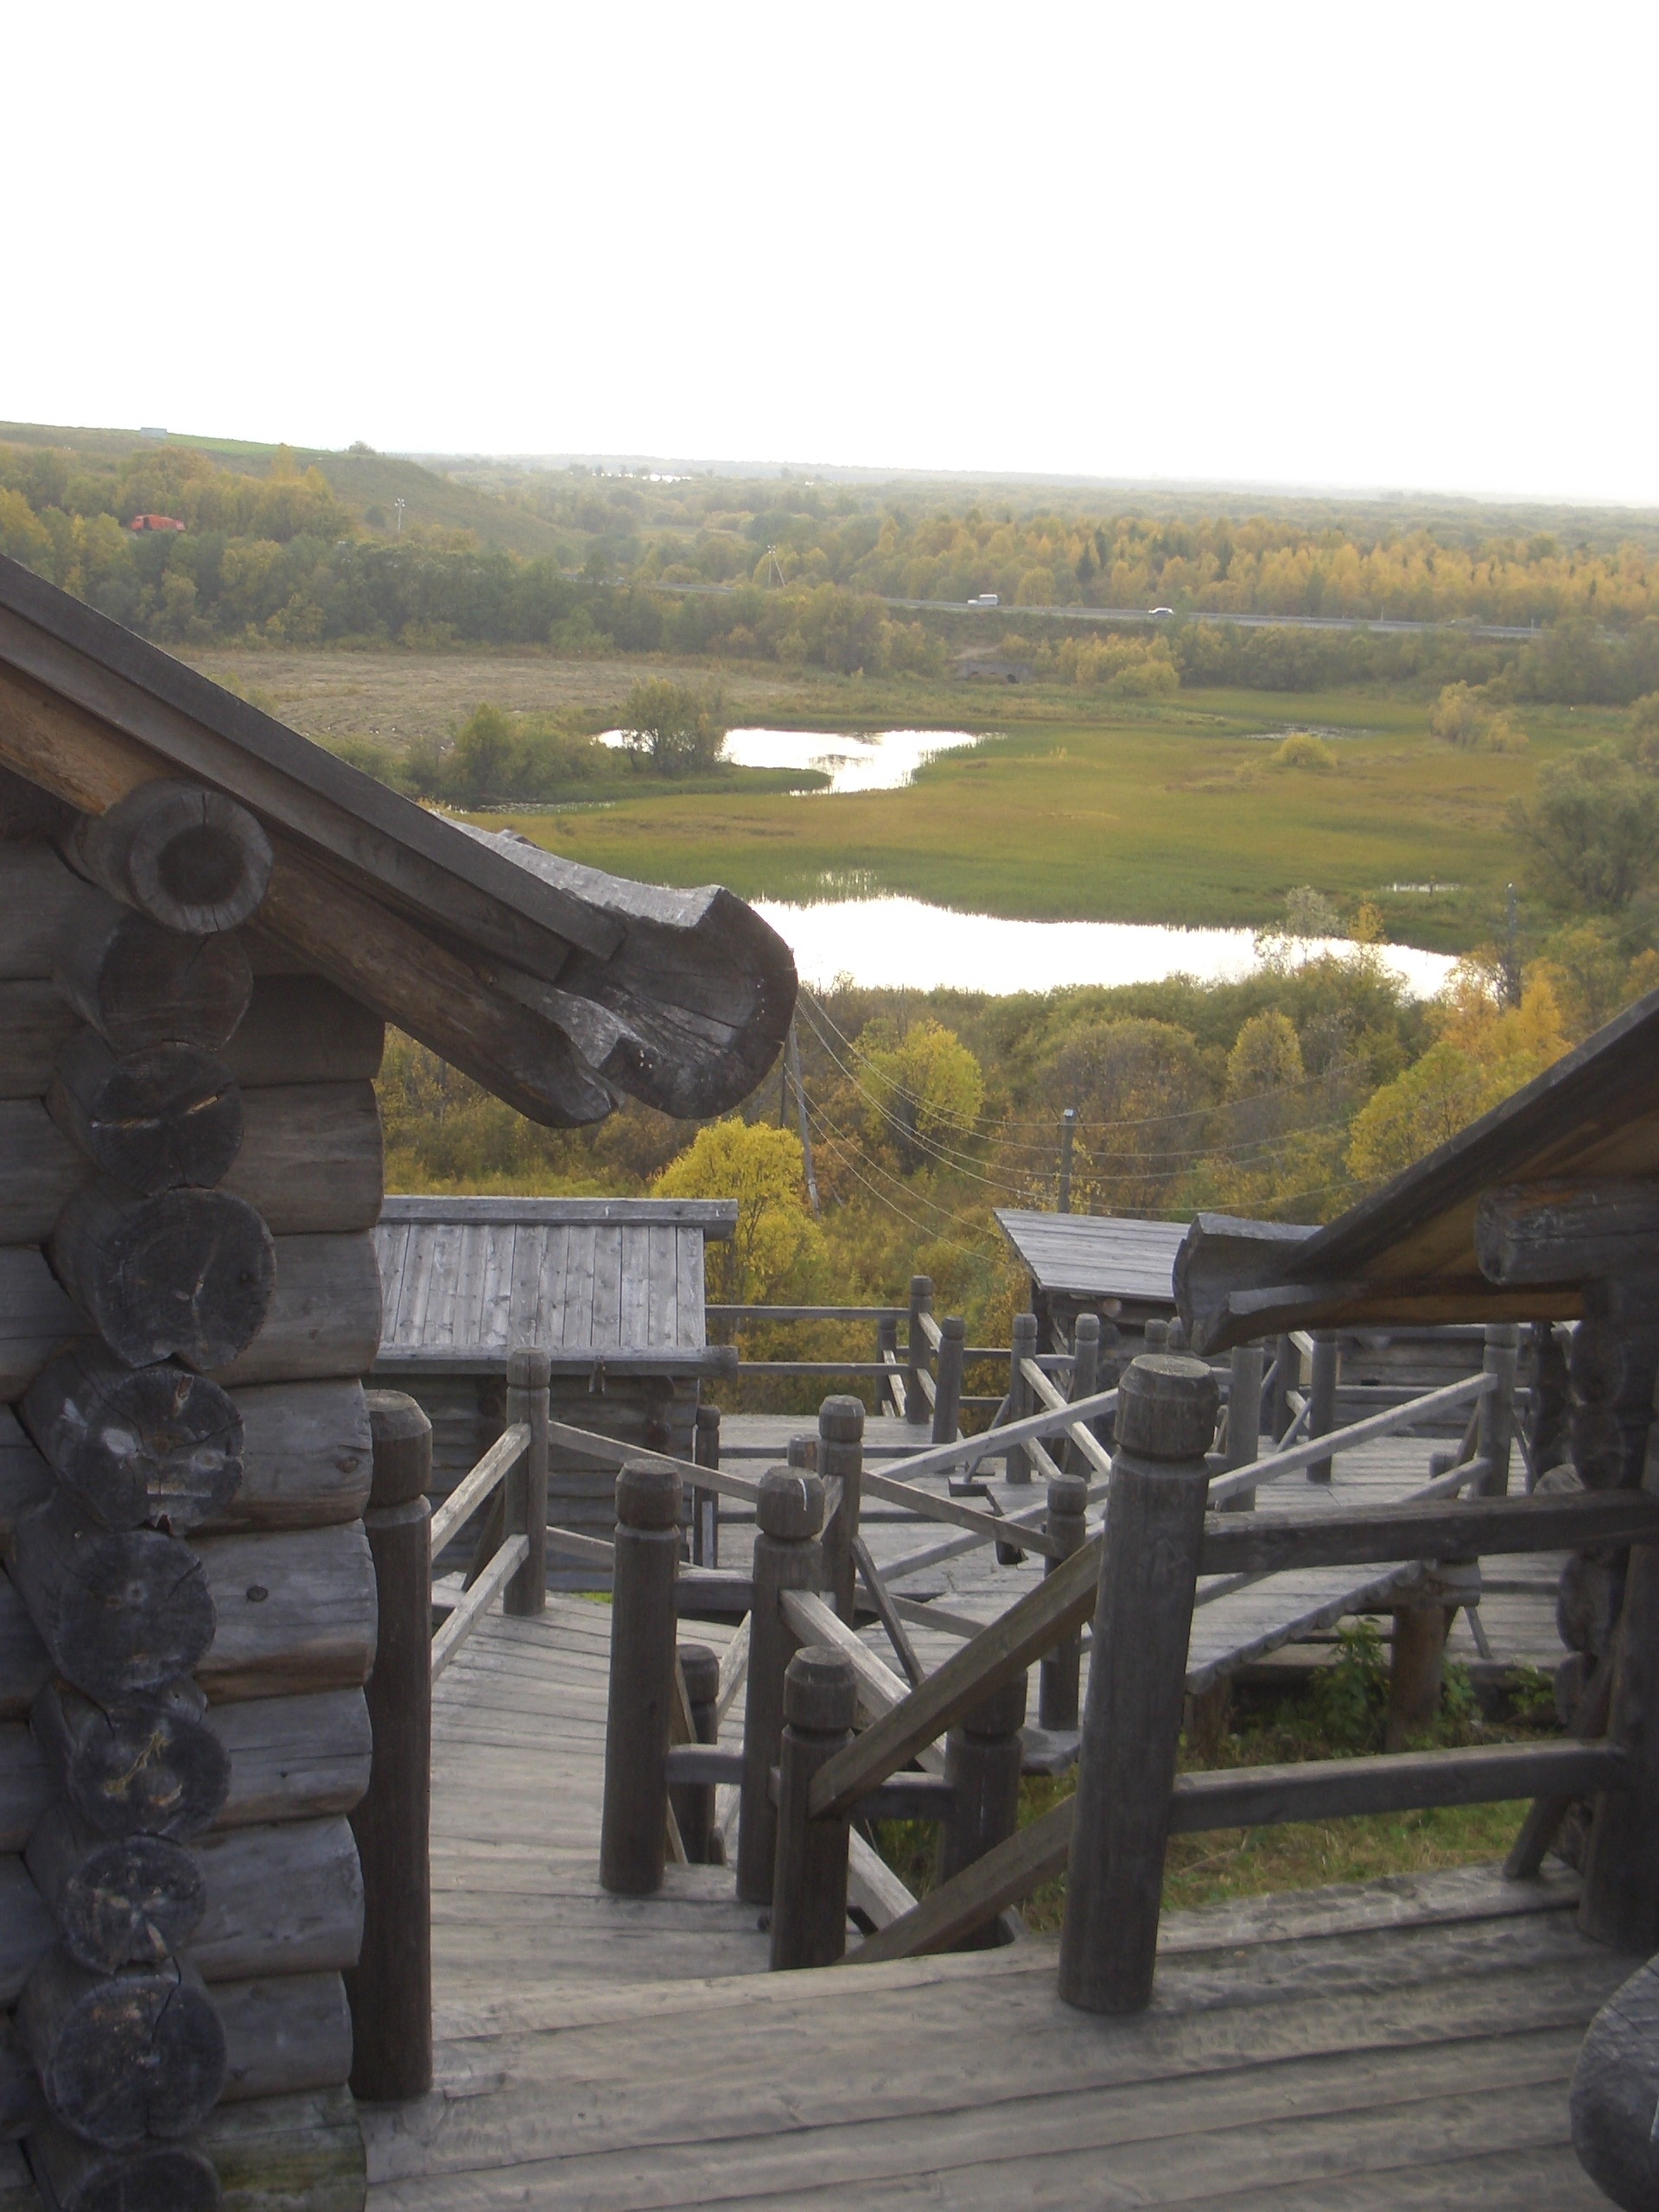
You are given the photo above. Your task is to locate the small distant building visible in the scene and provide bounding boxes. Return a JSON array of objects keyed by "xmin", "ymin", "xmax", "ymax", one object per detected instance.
[
  {"xmin": 129, "ymin": 513, "xmax": 186, "ymax": 532},
  {"xmin": 995, "ymin": 1208, "xmax": 1185, "ymax": 1350},
  {"xmin": 956, "ymin": 650, "xmax": 1034, "ymax": 683},
  {"xmin": 372, "ymin": 1194, "xmax": 739, "ymax": 1573}
]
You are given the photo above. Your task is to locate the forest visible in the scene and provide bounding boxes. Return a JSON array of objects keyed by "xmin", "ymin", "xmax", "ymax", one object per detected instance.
[{"xmin": 6, "ymin": 430, "xmax": 1659, "ymax": 703}]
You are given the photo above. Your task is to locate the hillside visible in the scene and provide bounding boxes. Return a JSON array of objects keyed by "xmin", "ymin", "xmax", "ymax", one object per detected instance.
[{"xmin": 0, "ymin": 419, "xmax": 564, "ymax": 558}]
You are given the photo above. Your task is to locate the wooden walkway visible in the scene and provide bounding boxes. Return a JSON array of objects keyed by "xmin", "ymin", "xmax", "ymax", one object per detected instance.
[{"xmin": 360, "ymin": 1597, "xmax": 1626, "ymax": 2209}]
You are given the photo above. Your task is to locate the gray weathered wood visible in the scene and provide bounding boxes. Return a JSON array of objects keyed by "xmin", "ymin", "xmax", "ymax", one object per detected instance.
[
  {"xmin": 0, "ymin": 845, "xmax": 95, "ymax": 983},
  {"xmin": 902, "ymin": 1278, "xmax": 931, "ymax": 1427},
  {"xmin": 599, "ymin": 1463, "xmax": 681, "ymax": 1897},
  {"xmin": 33, "ymin": 1681, "xmax": 229, "ymax": 1841},
  {"xmin": 1582, "ymin": 1512, "xmax": 1659, "ymax": 1952},
  {"xmin": 48, "ymin": 1031, "xmax": 242, "ymax": 1196},
  {"xmin": 0, "ymin": 1098, "xmax": 89, "ymax": 1243},
  {"xmin": 0, "ymin": 1416, "xmax": 54, "ymax": 1553},
  {"xmin": 0, "ymin": 1853, "xmax": 53, "ymax": 2001},
  {"xmin": 1306, "ymin": 1335, "xmax": 1339, "ymax": 1483},
  {"xmin": 504, "ymin": 1346, "xmax": 550, "ymax": 1618},
  {"xmin": 1478, "ymin": 1180, "xmax": 1659, "ymax": 1285},
  {"xmin": 0, "ymin": 1245, "xmax": 90, "ymax": 1402},
  {"xmin": 769, "ymin": 1646, "xmax": 856, "ymax": 1971},
  {"xmin": 0, "ymin": 769, "xmax": 70, "ymax": 845},
  {"xmin": 0, "ymin": 1724, "xmax": 51, "ymax": 1853},
  {"xmin": 198, "ymin": 2083, "xmax": 364, "ymax": 2211},
  {"xmin": 738, "ymin": 1470, "xmax": 825, "ymax": 1905},
  {"xmin": 23, "ymin": 2121, "xmax": 222, "ymax": 2212},
  {"xmin": 26, "ymin": 1805, "xmax": 205, "ymax": 1974},
  {"xmin": 1039, "ymin": 1472, "xmax": 1089, "ymax": 1731},
  {"xmin": 1006, "ymin": 1313, "xmax": 1038, "ymax": 1480},
  {"xmin": 346, "ymin": 1392, "xmax": 431, "ymax": 2101},
  {"xmin": 54, "ymin": 888, "xmax": 252, "ymax": 1053},
  {"xmin": 818, "ymin": 1395, "xmax": 864, "ymax": 1624},
  {"xmin": 207, "ymin": 1688, "xmax": 372, "ymax": 1832},
  {"xmin": 1386, "ymin": 1599, "xmax": 1447, "ymax": 1751},
  {"xmin": 210, "ymin": 1233, "xmax": 384, "ymax": 1388},
  {"xmin": 65, "ymin": 779, "xmax": 273, "ymax": 935},
  {"xmin": 190, "ymin": 1815, "xmax": 363, "ymax": 1983},
  {"xmin": 22, "ymin": 1344, "xmax": 244, "ymax": 1533},
  {"xmin": 12, "ymin": 1496, "xmax": 216, "ymax": 1702},
  {"xmin": 0, "ymin": 981, "xmax": 77, "ymax": 1100},
  {"xmin": 201, "ymin": 1378, "xmax": 372, "ymax": 1534},
  {"xmin": 1571, "ymin": 1955, "xmax": 1659, "ymax": 2212},
  {"xmin": 936, "ymin": 1673, "xmax": 1027, "ymax": 1951},
  {"xmin": 1198, "ymin": 1488, "xmax": 1659, "ymax": 1576},
  {"xmin": 20, "ymin": 1948, "xmax": 226, "ymax": 2149},
  {"xmin": 223, "ymin": 971, "xmax": 385, "ymax": 1088},
  {"xmin": 193, "ymin": 1522, "xmax": 377, "ymax": 1703},
  {"xmin": 213, "ymin": 1971, "xmax": 353, "ymax": 2102},
  {"xmin": 1059, "ymin": 1354, "xmax": 1217, "ymax": 2014},
  {"xmin": 670, "ymin": 1643, "xmax": 721, "ymax": 1865},
  {"xmin": 931, "ymin": 1317, "xmax": 964, "ymax": 1446},
  {"xmin": 220, "ymin": 1082, "xmax": 383, "ymax": 1236},
  {"xmin": 0, "ymin": 2016, "xmax": 39, "ymax": 2144},
  {"xmin": 49, "ymin": 1180, "xmax": 275, "ymax": 1372},
  {"xmin": 1476, "ymin": 1321, "xmax": 1520, "ymax": 1495},
  {"xmin": 1163, "ymin": 1739, "xmax": 1626, "ymax": 1829}
]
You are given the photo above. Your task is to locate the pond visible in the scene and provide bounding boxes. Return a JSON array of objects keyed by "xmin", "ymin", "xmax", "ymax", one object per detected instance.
[
  {"xmin": 601, "ymin": 726, "xmax": 982, "ymax": 794},
  {"xmin": 751, "ymin": 896, "xmax": 1460, "ymax": 999}
]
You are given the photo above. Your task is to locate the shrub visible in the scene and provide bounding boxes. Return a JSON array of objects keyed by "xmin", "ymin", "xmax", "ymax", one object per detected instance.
[{"xmin": 1271, "ymin": 732, "xmax": 1337, "ymax": 771}]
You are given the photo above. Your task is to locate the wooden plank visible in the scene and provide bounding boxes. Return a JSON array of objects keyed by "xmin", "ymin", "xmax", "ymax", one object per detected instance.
[
  {"xmin": 856, "ymin": 1465, "xmax": 1065, "ymax": 1560},
  {"xmin": 618, "ymin": 1223, "xmax": 651, "ymax": 1351},
  {"xmin": 384, "ymin": 1195, "xmax": 737, "ymax": 1230},
  {"xmin": 779, "ymin": 1590, "xmax": 944, "ymax": 1773},
  {"xmin": 645, "ymin": 1222, "xmax": 677, "ymax": 1351},
  {"xmin": 432, "ymin": 1535, "xmax": 531, "ymax": 1680},
  {"xmin": 590, "ymin": 1225, "xmax": 624, "ymax": 1352},
  {"xmin": 474, "ymin": 1218, "xmax": 517, "ymax": 1359},
  {"xmin": 1205, "ymin": 1372, "xmax": 1495, "ymax": 1503},
  {"xmin": 562, "ymin": 1224, "xmax": 599, "ymax": 1351},
  {"xmin": 429, "ymin": 1425, "xmax": 530, "ymax": 1556},
  {"xmin": 1198, "ymin": 1490, "xmax": 1659, "ymax": 1577},
  {"xmin": 545, "ymin": 1420, "xmax": 761, "ymax": 1509}
]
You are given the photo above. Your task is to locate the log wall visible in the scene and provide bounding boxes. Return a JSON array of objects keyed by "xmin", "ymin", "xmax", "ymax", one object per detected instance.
[{"xmin": 0, "ymin": 817, "xmax": 378, "ymax": 2206}]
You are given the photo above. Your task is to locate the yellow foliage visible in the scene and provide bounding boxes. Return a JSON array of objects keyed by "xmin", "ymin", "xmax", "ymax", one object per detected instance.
[
  {"xmin": 654, "ymin": 1120, "xmax": 823, "ymax": 1304},
  {"xmin": 1270, "ymin": 732, "xmax": 1338, "ymax": 772},
  {"xmin": 859, "ymin": 1020, "xmax": 985, "ymax": 1170}
]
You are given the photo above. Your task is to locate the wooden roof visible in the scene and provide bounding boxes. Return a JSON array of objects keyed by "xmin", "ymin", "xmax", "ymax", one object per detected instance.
[
  {"xmin": 1175, "ymin": 983, "xmax": 1659, "ymax": 1353},
  {"xmin": 372, "ymin": 1195, "xmax": 738, "ymax": 1374},
  {"xmin": 995, "ymin": 1208, "xmax": 1186, "ymax": 1307},
  {"xmin": 0, "ymin": 553, "xmax": 795, "ymax": 1127}
]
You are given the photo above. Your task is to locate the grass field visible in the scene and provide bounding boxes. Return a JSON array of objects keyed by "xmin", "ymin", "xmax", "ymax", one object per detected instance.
[{"xmin": 187, "ymin": 647, "xmax": 1628, "ymax": 950}]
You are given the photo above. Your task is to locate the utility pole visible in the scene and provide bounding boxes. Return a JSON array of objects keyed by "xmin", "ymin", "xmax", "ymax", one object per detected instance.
[
  {"xmin": 785, "ymin": 1022, "xmax": 820, "ymax": 1217},
  {"xmin": 1058, "ymin": 1107, "xmax": 1077, "ymax": 1214},
  {"xmin": 1503, "ymin": 883, "xmax": 1522, "ymax": 1007},
  {"xmin": 393, "ymin": 497, "xmax": 406, "ymax": 535}
]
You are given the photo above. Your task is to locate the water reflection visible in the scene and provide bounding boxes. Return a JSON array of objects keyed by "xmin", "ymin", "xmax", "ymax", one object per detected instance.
[
  {"xmin": 753, "ymin": 896, "xmax": 1459, "ymax": 999},
  {"xmin": 601, "ymin": 726, "xmax": 982, "ymax": 794}
]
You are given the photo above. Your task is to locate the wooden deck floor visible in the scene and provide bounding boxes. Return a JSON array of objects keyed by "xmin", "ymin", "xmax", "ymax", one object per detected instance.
[{"xmin": 360, "ymin": 1597, "xmax": 1628, "ymax": 2210}]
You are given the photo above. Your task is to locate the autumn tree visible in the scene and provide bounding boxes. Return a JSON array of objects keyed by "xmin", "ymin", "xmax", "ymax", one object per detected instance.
[
  {"xmin": 617, "ymin": 678, "xmax": 728, "ymax": 773},
  {"xmin": 859, "ymin": 1019, "xmax": 985, "ymax": 1172},
  {"xmin": 1510, "ymin": 746, "xmax": 1659, "ymax": 912},
  {"xmin": 654, "ymin": 1121, "xmax": 823, "ymax": 1303}
]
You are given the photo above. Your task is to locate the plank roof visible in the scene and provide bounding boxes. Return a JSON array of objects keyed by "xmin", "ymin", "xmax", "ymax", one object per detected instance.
[
  {"xmin": 995, "ymin": 1208, "xmax": 1186, "ymax": 1306},
  {"xmin": 372, "ymin": 1194, "xmax": 738, "ymax": 1374},
  {"xmin": 1175, "ymin": 982, "xmax": 1659, "ymax": 1352},
  {"xmin": 0, "ymin": 552, "xmax": 794, "ymax": 1127}
]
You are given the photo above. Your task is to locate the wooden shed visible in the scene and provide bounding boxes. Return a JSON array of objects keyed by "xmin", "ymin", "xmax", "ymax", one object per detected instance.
[
  {"xmin": 0, "ymin": 550, "xmax": 792, "ymax": 2207},
  {"xmin": 995, "ymin": 1206, "xmax": 1186, "ymax": 1351},
  {"xmin": 372, "ymin": 1193, "xmax": 738, "ymax": 1573}
]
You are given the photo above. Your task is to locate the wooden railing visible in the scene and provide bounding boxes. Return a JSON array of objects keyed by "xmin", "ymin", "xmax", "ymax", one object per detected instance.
[{"xmin": 428, "ymin": 1347, "xmax": 550, "ymax": 1679}]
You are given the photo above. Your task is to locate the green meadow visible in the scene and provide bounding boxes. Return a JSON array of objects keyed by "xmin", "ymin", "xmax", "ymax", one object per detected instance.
[{"xmin": 480, "ymin": 683, "xmax": 1619, "ymax": 951}]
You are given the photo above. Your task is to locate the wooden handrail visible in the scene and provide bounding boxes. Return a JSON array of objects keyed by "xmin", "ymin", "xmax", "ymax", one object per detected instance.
[
  {"xmin": 848, "ymin": 1738, "xmax": 1630, "ymax": 1964},
  {"xmin": 1205, "ymin": 1371, "xmax": 1496, "ymax": 1503},
  {"xmin": 708, "ymin": 1303, "xmax": 909, "ymax": 1324},
  {"xmin": 431, "ymin": 1533, "xmax": 530, "ymax": 1679},
  {"xmin": 546, "ymin": 1421, "xmax": 763, "ymax": 1508},
  {"xmin": 855, "ymin": 1465, "xmax": 1065, "ymax": 1560},
  {"xmin": 1020, "ymin": 1357, "xmax": 1113, "ymax": 1480},
  {"xmin": 1199, "ymin": 1489, "xmax": 1659, "ymax": 1577},
  {"xmin": 779, "ymin": 1589, "xmax": 945, "ymax": 1773},
  {"xmin": 809, "ymin": 1543, "xmax": 1101, "ymax": 1818},
  {"xmin": 429, "ymin": 1423, "xmax": 530, "ymax": 1555}
]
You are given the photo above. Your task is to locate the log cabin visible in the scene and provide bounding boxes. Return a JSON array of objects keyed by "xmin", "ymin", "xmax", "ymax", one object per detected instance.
[{"xmin": 0, "ymin": 550, "xmax": 794, "ymax": 2208}]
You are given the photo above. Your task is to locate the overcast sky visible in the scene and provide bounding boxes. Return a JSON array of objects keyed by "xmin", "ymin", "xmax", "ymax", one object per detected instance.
[{"xmin": 8, "ymin": 1, "xmax": 1655, "ymax": 507}]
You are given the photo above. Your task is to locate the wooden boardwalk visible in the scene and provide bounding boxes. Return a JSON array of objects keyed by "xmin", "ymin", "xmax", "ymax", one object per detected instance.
[{"xmin": 360, "ymin": 1596, "xmax": 1625, "ymax": 2209}]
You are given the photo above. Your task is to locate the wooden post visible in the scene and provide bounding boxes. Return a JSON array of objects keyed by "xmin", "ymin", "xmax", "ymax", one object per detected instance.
[
  {"xmin": 1223, "ymin": 1342, "xmax": 1264, "ymax": 1513},
  {"xmin": 1058, "ymin": 1107, "xmax": 1076, "ymax": 1214},
  {"xmin": 1058, "ymin": 1353, "xmax": 1218, "ymax": 2015},
  {"xmin": 1007, "ymin": 1313, "xmax": 1039, "ymax": 1484},
  {"xmin": 818, "ymin": 1395, "xmax": 865, "ymax": 1624},
  {"xmin": 1531, "ymin": 1320, "xmax": 1571, "ymax": 1478},
  {"xmin": 736, "ymin": 1468, "xmax": 825, "ymax": 1905},
  {"xmin": 671, "ymin": 1643, "xmax": 721, "ymax": 1865},
  {"xmin": 346, "ymin": 1391, "xmax": 432, "ymax": 2101},
  {"xmin": 1064, "ymin": 1313, "xmax": 1100, "ymax": 1477},
  {"xmin": 1581, "ymin": 1505, "xmax": 1659, "ymax": 1951},
  {"xmin": 905, "ymin": 1275, "xmax": 933, "ymax": 1426},
  {"xmin": 931, "ymin": 1316, "xmax": 965, "ymax": 1446},
  {"xmin": 504, "ymin": 1344, "xmax": 550, "ymax": 1616},
  {"xmin": 876, "ymin": 1314, "xmax": 898, "ymax": 1417},
  {"xmin": 937, "ymin": 1672, "xmax": 1027, "ymax": 1948},
  {"xmin": 1478, "ymin": 1322, "xmax": 1521, "ymax": 1496},
  {"xmin": 599, "ymin": 1461, "xmax": 682, "ymax": 1897},
  {"xmin": 769, "ymin": 1645, "xmax": 855, "ymax": 1971},
  {"xmin": 1269, "ymin": 1332, "xmax": 1294, "ymax": 1442},
  {"xmin": 1039, "ymin": 1472, "xmax": 1089, "ymax": 1729},
  {"xmin": 1385, "ymin": 1599, "xmax": 1447, "ymax": 1751},
  {"xmin": 1307, "ymin": 1335, "xmax": 1340, "ymax": 1484},
  {"xmin": 692, "ymin": 1402, "xmax": 721, "ymax": 1569}
]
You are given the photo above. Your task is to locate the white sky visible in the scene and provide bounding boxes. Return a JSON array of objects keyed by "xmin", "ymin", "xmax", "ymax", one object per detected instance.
[{"xmin": 6, "ymin": 0, "xmax": 1656, "ymax": 507}]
